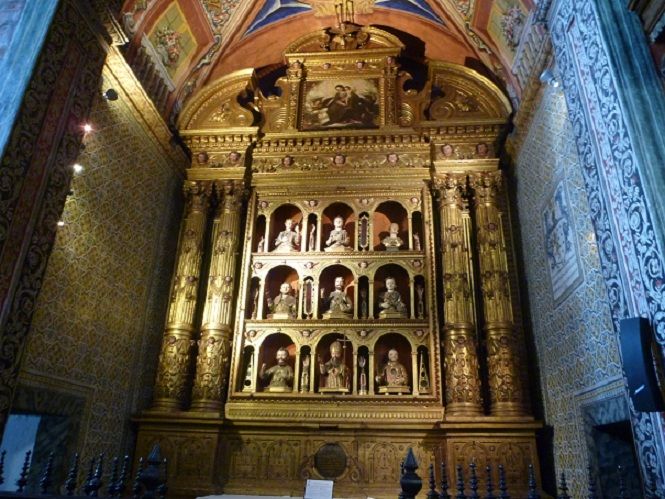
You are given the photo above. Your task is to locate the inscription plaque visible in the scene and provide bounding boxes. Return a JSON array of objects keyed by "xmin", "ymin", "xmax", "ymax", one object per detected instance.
[{"xmin": 314, "ymin": 443, "xmax": 347, "ymax": 479}]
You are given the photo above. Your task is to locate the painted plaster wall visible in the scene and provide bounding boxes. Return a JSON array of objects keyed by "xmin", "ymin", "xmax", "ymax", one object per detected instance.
[
  {"xmin": 17, "ymin": 62, "xmax": 183, "ymax": 461},
  {"xmin": 512, "ymin": 84, "xmax": 623, "ymax": 497}
]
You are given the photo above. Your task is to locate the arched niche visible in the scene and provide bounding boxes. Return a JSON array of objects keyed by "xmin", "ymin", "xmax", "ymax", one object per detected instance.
[
  {"xmin": 373, "ymin": 332, "xmax": 412, "ymax": 395},
  {"xmin": 414, "ymin": 275, "xmax": 426, "ymax": 320},
  {"xmin": 357, "ymin": 345, "xmax": 370, "ymax": 395},
  {"xmin": 254, "ymin": 214, "xmax": 267, "ymax": 252},
  {"xmin": 264, "ymin": 265, "xmax": 300, "ymax": 320},
  {"xmin": 305, "ymin": 212, "xmax": 318, "ymax": 252},
  {"xmin": 246, "ymin": 276, "xmax": 261, "ymax": 319},
  {"xmin": 374, "ymin": 264, "xmax": 410, "ymax": 319},
  {"xmin": 239, "ymin": 345, "xmax": 255, "ymax": 392},
  {"xmin": 270, "ymin": 204, "xmax": 303, "ymax": 253},
  {"xmin": 321, "ymin": 202, "xmax": 355, "ymax": 252},
  {"xmin": 416, "ymin": 345, "xmax": 432, "ymax": 395},
  {"xmin": 257, "ymin": 333, "xmax": 296, "ymax": 393},
  {"xmin": 357, "ymin": 275, "xmax": 370, "ymax": 319},
  {"xmin": 373, "ymin": 201, "xmax": 408, "ymax": 251},
  {"xmin": 315, "ymin": 333, "xmax": 353, "ymax": 393},
  {"xmin": 411, "ymin": 211, "xmax": 423, "ymax": 251},
  {"xmin": 358, "ymin": 211, "xmax": 371, "ymax": 251},
  {"xmin": 318, "ymin": 264, "xmax": 355, "ymax": 320},
  {"xmin": 299, "ymin": 345, "xmax": 313, "ymax": 393}
]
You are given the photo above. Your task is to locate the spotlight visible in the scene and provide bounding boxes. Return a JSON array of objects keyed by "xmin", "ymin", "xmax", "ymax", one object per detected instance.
[
  {"xmin": 83, "ymin": 123, "xmax": 93, "ymax": 133},
  {"xmin": 72, "ymin": 163, "xmax": 84, "ymax": 173},
  {"xmin": 539, "ymin": 68, "xmax": 560, "ymax": 88},
  {"xmin": 57, "ymin": 220, "xmax": 65, "ymax": 227},
  {"xmin": 103, "ymin": 88, "xmax": 119, "ymax": 101}
]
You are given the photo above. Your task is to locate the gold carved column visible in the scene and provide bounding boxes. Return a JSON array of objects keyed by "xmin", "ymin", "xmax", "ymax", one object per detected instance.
[
  {"xmin": 435, "ymin": 174, "xmax": 483, "ymax": 417},
  {"xmin": 191, "ymin": 180, "xmax": 244, "ymax": 412},
  {"xmin": 469, "ymin": 171, "xmax": 528, "ymax": 417},
  {"xmin": 152, "ymin": 181, "xmax": 212, "ymax": 411}
]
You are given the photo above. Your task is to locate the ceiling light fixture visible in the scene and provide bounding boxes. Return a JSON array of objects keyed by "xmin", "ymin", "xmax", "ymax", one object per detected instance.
[{"xmin": 103, "ymin": 88, "xmax": 119, "ymax": 101}]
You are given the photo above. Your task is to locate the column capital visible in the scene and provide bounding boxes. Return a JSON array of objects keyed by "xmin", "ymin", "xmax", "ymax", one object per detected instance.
[
  {"xmin": 183, "ymin": 180, "xmax": 213, "ymax": 214},
  {"xmin": 469, "ymin": 170, "xmax": 503, "ymax": 205},
  {"xmin": 215, "ymin": 179, "xmax": 246, "ymax": 214},
  {"xmin": 433, "ymin": 173, "xmax": 467, "ymax": 207}
]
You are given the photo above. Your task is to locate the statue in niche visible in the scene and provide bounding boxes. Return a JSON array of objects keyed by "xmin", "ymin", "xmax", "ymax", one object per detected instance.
[
  {"xmin": 267, "ymin": 282, "xmax": 297, "ymax": 319},
  {"xmin": 260, "ymin": 347, "xmax": 294, "ymax": 392},
  {"xmin": 378, "ymin": 276, "xmax": 407, "ymax": 319},
  {"xmin": 321, "ymin": 276, "xmax": 353, "ymax": 319},
  {"xmin": 358, "ymin": 356, "xmax": 368, "ymax": 395},
  {"xmin": 300, "ymin": 355, "xmax": 310, "ymax": 392},
  {"xmin": 324, "ymin": 215, "xmax": 352, "ymax": 252},
  {"xmin": 318, "ymin": 340, "xmax": 349, "ymax": 393},
  {"xmin": 376, "ymin": 348, "xmax": 410, "ymax": 394},
  {"xmin": 413, "ymin": 233, "xmax": 421, "ymax": 251},
  {"xmin": 273, "ymin": 218, "xmax": 301, "ymax": 252},
  {"xmin": 308, "ymin": 225, "xmax": 316, "ymax": 252},
  {"xmin": 382, "ymin": 222, "xmax": 403, "ymax": 251}
]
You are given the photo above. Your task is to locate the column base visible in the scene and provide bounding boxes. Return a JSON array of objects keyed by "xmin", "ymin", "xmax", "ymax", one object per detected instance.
[
  {"xmin": 445, "ymin": 402, "xmax": 484, "ymax": 418},
  {"xmin": 190, "ymin": 399, "xmax": 223, "ymax": 412},
  {"xmin": 490, "ymin": 402, "xmax": 530, "ymax": 418},
  {"xmin": 151, "ymin": 398, "xmax": 184, "ymax": 412}
]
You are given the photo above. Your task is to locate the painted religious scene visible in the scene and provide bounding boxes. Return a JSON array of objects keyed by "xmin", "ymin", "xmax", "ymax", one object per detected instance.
[
  {"xmin": 542, "ymin": 181, "xmax": 582, "ymax": 304},
  {"xmin": 301, "ymin": 79, "xmax": 380, "ymax": 130}
]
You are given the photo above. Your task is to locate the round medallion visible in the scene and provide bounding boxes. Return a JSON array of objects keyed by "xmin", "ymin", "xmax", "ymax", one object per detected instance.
[{"xmin": 314, "ymin": 443, "xmax": 347, "ymax": 479}]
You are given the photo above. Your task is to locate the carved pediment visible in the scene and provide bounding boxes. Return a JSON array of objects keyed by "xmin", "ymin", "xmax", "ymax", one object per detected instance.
[
  {"xmin": 178, "ymin": 69, "xmax": 259, "ymax": 131},
  {"xmin": 426, "ymin": 62, "xmax": 512, "ymax": 121}
]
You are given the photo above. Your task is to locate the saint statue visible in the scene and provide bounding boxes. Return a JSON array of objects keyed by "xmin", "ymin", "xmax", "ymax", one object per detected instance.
[
  {"xmin": 267, "ymin": 282, "xmax": 297, "ymax": 319},
  {"xmin": 376, "ymin": 348, "xmax": 410, "ymax": 394},
  {"xmin": 318, "ymin": 340, "xmax": 349, "ymax": 393},
  {"xmin": 382, "ymin": 222, "xmax": 403, "ymax": 251},
  {"xmin": 260, "ymin": 347, "xmax": 294, "ymax": 392},
  {"xmin": 273, "ymin": 218, "xmax": 301, "ymax": 252},
  {"xmin": 324, "ymin": 215, "xmax": 352, "ymax": 252},
  {"xmin": 321, "ymin": 276, "xmax": 353, "ymax": 319},
  {"xmin": 378, "ymin": 277, "xmax": 407, "ymax": 319}
]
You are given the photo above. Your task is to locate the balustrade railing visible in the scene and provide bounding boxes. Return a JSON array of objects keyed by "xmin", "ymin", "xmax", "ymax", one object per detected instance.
[
  {"xmin": 0, "ymin": 445, "xmax": 166, "ymax": 499},
  {"xmin": 398, "ymin": 448, "xmax": 632, "ymax": 499}
]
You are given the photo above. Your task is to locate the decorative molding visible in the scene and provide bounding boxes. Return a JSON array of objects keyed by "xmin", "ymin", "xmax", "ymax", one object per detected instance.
[{"xmin": 550, "ymin": 0, "xmax": 665, "ymax": 493}]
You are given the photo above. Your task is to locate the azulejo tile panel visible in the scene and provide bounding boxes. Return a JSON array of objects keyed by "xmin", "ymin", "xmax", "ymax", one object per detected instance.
[
  {"xmin": 512, "ymin": 84, "xmax": 621, "ymax": 497},
  {"xmin": 21, "ymin": 64, "xmax": 183, "ymax": 461}
]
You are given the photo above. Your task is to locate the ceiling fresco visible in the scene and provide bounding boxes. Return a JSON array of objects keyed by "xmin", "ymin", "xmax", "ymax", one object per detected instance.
[
  {"xmin": 120, "ymin": 0, "xmax": 535, "ymax": 119},
  {"xmin": 246, "ymin": 0, "xmax": 443, "ymax": 35}
]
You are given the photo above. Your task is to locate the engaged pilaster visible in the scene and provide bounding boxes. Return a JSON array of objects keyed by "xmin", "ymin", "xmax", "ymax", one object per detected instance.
[
  {"xmin": 191, "ymin": 180, "xmax": 245, "ymax": 412},
  {"xmin": 469, "ymin": 171, "xmax": 528, "ymax": 417},
  {"xmin": 152, "ymin": 181, "xmax": 212, "ymax": 411},
  {"xmin": 435, "ymin": 174, "xmax": 483, "ymax": 417}
]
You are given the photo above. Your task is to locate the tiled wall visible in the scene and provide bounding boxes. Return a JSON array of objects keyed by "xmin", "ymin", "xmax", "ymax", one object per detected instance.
[
  {"xmin": 18, "ymin": 60, "xmax": 184, "ymax": 461},
  {"xmin": 511, "ymin": 84, "xmax": 623, "ymax": 497}
]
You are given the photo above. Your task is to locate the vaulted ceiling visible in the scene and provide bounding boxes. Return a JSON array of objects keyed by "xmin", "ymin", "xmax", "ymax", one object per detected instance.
[{"xmin": 120, "ymin": 0, "xmax": 535, "ymax": 119}]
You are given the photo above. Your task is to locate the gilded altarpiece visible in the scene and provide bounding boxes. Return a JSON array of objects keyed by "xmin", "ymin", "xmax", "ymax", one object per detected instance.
[{"xmin": 135, "ymin": 23, "xmax": 542, "ymax": 498}]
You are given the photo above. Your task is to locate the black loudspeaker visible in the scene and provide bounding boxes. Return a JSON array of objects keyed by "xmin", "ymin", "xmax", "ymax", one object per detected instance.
[{"xmin": 619, "ymin": 317, "xmax": 665, "ymax": 412}]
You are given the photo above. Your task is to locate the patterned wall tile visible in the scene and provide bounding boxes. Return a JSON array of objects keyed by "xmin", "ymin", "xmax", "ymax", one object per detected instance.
[
  {"xmin": 19, "ymin": 62, "xmax": 183, "ymax": 461},
  {"xmin": 512, "ymin": 84, "xmax": 622, "ymax": 497}
]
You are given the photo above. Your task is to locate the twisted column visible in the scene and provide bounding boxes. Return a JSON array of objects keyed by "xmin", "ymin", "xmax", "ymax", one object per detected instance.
[
  {"xmin": 191, "ymin": 180, "xmax": 244, "ymax": 412},
  {"xmin": 152, "ymin": 181, "xmax": 212, "ymax": 411},
  {"xmin": 469, "ymin": 171, "xmax": 528, "ymax": 417},
  {"xmin": 435, "ymin": 174, "xmax": 483, "ymax": 417}
]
